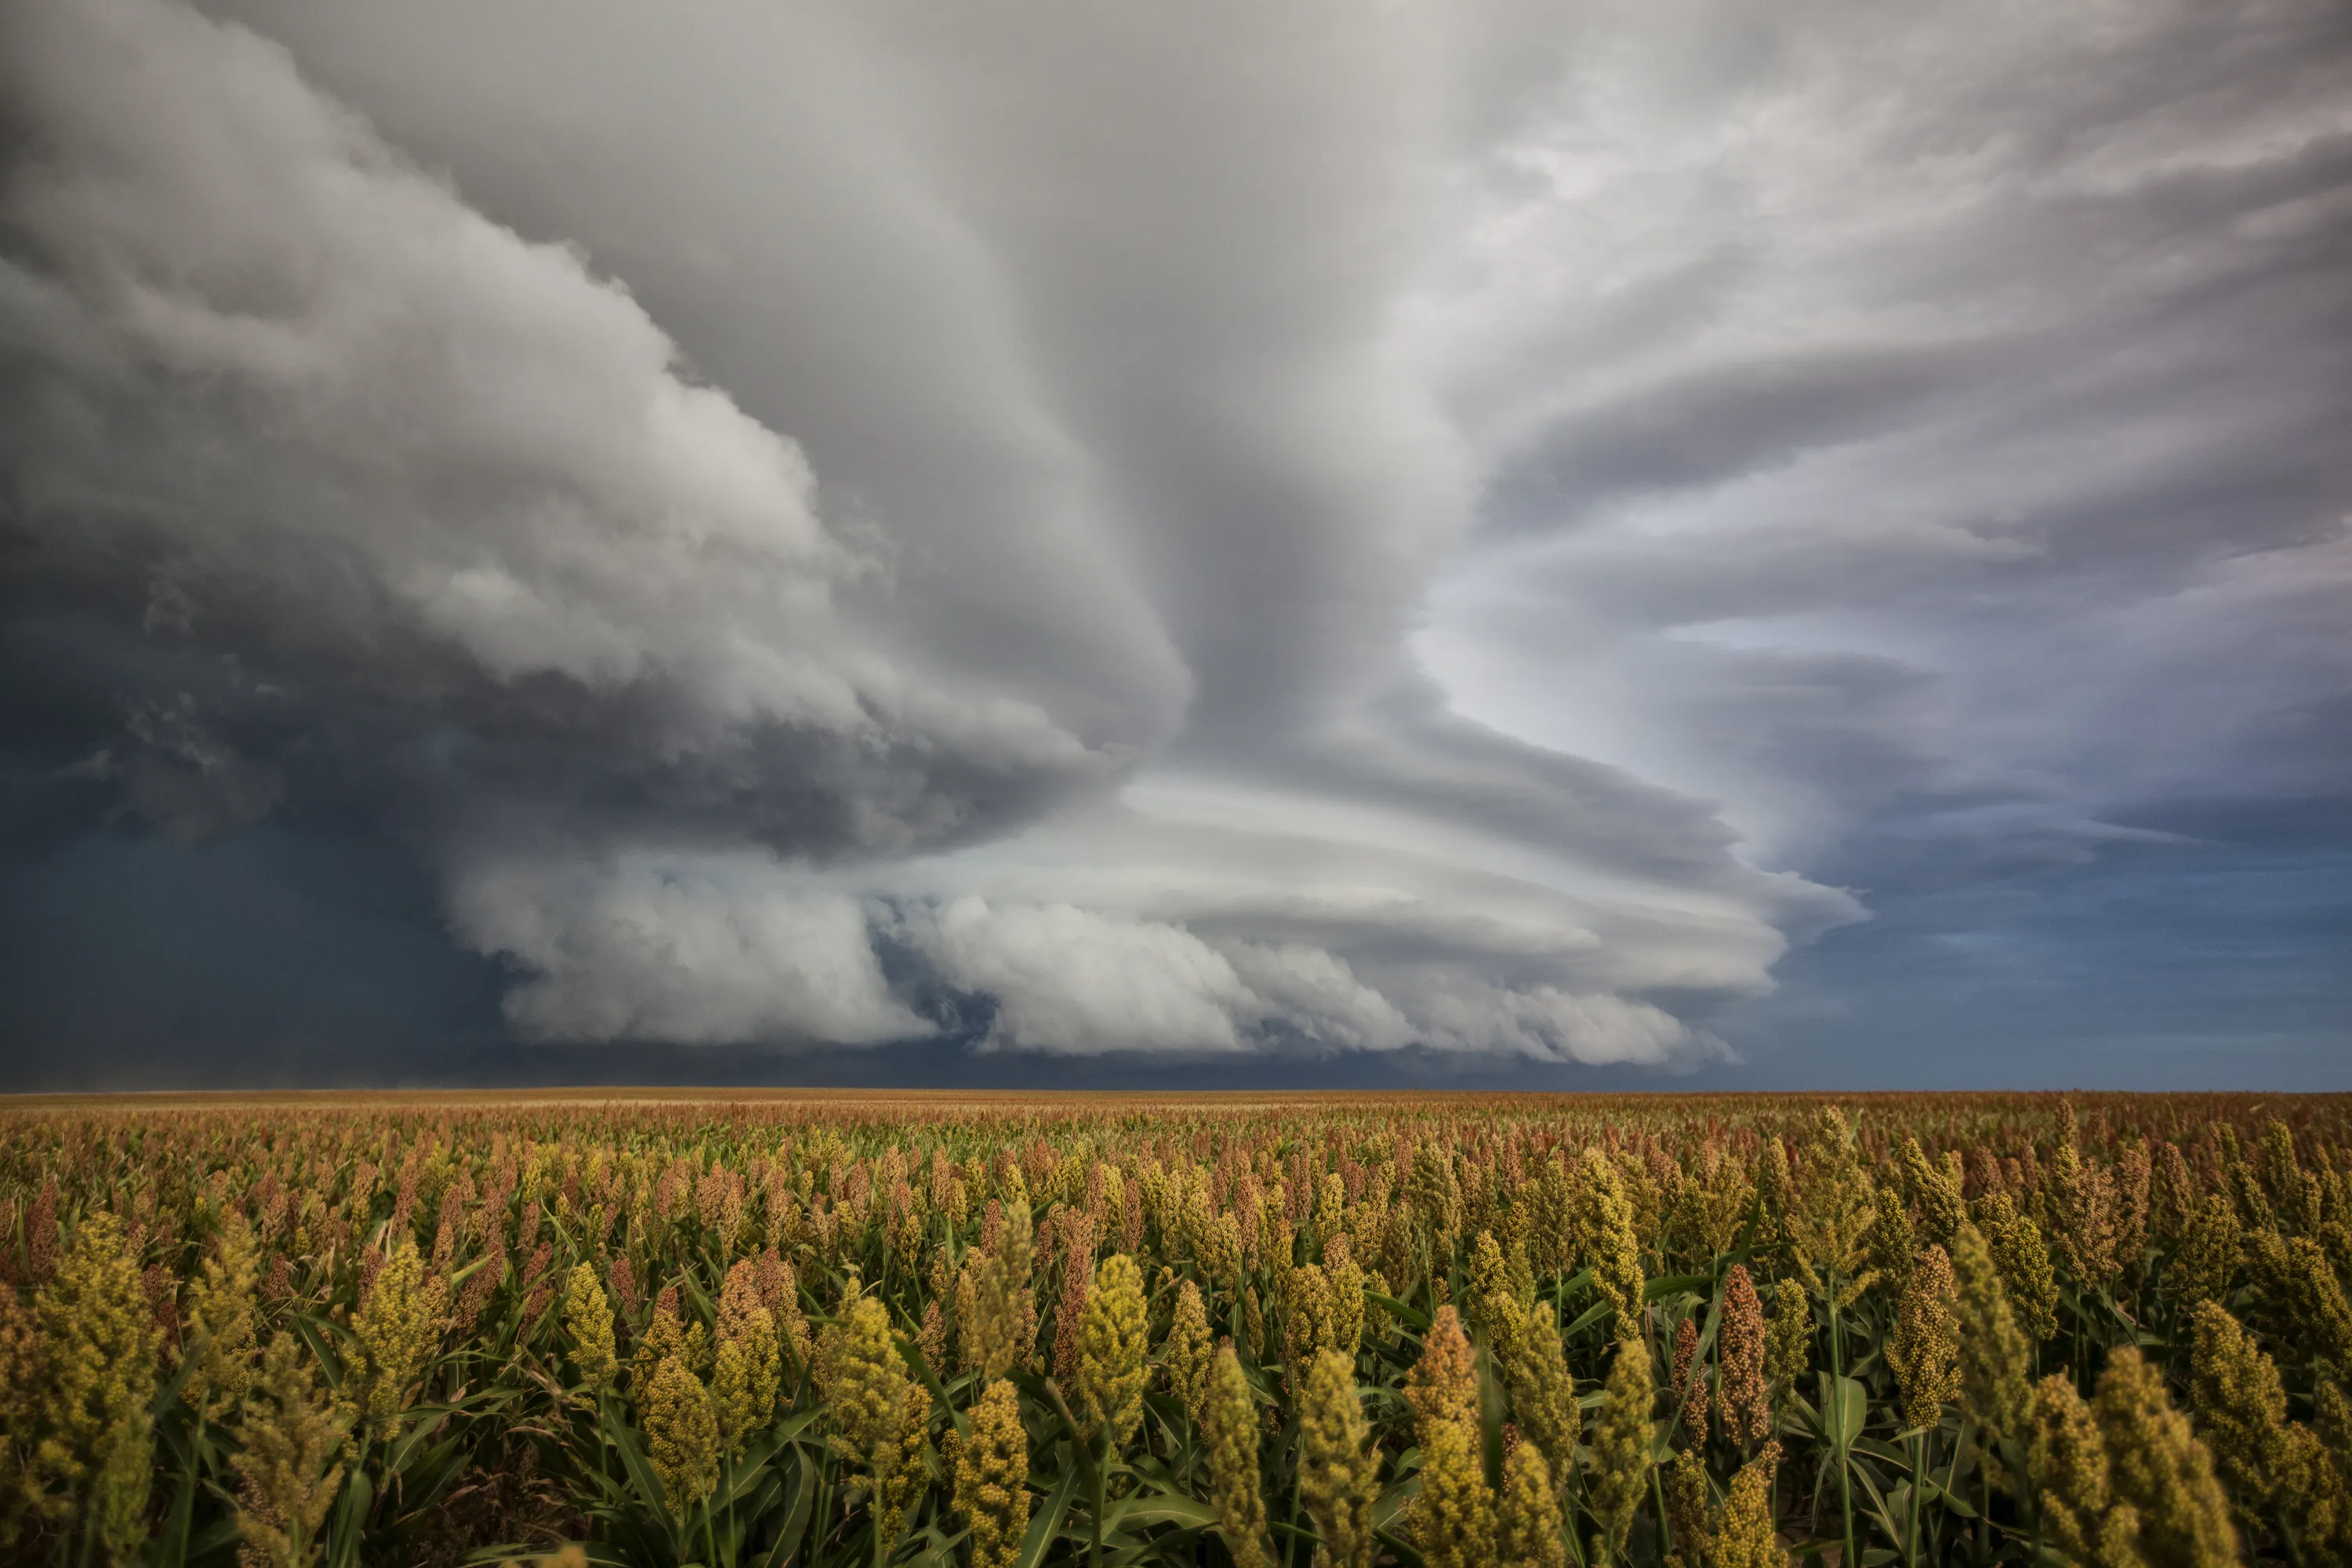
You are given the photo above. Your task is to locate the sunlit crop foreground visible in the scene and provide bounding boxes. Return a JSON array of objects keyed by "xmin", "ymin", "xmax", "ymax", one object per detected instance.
[{"xmin": 4, "ymin": 1091, "xmax": 2350, "ymax": 1568}]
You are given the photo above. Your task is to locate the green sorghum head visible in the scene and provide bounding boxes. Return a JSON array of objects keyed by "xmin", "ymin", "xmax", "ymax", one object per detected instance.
[
  {"xmin": 953, "ymin": 1378, "xmax": 1031, "ymax": 1568},
  {"xmin": 2030, "ymin": 1373, "xmax": 2135, "ymax": 1568},
  {"xmin": 1497, "ymin": 1439, "xmax": 1564, "ymax": 1568},
  {"xmin": 562, "ymin": 1262, "xmax": 618, "ymax": 1394},
  {"xmin": 1577, "ymin": 1150, "xmax": 1646, "ymax": 1343},
  {"xmin": 230, "ymin": 1332, "xmax": 350, "ymax": 1568},
  {"xmin": 350, "ymin": 1238, "xmax": 449, "ymax": 1428},
  {"xmin": 1203, "ymin": 1344, "xmax": 1271, "ymax": 1568},
  {"xmin": 1075, "ymin": 1253, "xmax": 1149, "ymax": 1450},
  {"xmin": 643, "ymin": 1353, "xmax": 718, "ymax": 1521},
  {"xmin": 1886, "ymin": 1243, "xmax": 1961, "ymax": 1433},
  {"xmin": 1766, "ymin": 1277, "xmax": 1812, "ymax": 1397},
  {"xmin": 2095, "ymin": 1345, "xmax": 2241, "ymax": 1568},
  {"xmin": 1585, "ymin": 1336, "xmax": 1653, "ymax": 1566},
  {"xmin": 1950, "ymin": 1221, "xmax": 2031, "ymax": 1466},
  {"xmin": 1298, "ymin": 1347, "xmax": 1377, "ymax": 1568},
  {"xmin": 184, "ymin": 1214, "xmax": 261, "ymax": 1421},
  {"xmin": 1417, "ymin": 1418, "xmax": 1497, "ymax": 1568},
  {"xmin": 1501, "ymin": 1306, "xmax": 1580, "ymax": 1502},
  {"xmin": 1165, "ymin": 1278, "xmax": 1213, "ymax": 1425}
]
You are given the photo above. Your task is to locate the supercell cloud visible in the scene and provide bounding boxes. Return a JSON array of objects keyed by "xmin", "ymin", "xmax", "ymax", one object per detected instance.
[{"xmin": 2, "ymin": 0, "xmax": 2347, "ymax": 1080}]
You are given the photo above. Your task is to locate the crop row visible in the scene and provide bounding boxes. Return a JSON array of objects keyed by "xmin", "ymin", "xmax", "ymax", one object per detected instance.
[{"xmin": 2, "ymin": 1092, "xmax": 2348, "ymax": 1568}]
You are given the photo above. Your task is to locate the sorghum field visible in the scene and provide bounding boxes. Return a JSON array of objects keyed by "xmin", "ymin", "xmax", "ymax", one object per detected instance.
[{"xmin": 4, "ymin": 1091, "xmax": 2350, "ymax": 1568}]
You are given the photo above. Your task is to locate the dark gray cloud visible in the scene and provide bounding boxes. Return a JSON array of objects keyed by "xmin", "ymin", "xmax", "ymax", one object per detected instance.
[
  {"xmin": 1, "ymin": 0, "xmax": 2347, "ymax": 1084},
  {"xmin": 0, "ymin": 0, "xmax": 1156, "ymax": 866}
]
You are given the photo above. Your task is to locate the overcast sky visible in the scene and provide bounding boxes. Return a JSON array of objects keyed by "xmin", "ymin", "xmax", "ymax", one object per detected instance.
[{"xmin": 3, "ymin": 0, "xmax": 2347, "ymax": 1091}]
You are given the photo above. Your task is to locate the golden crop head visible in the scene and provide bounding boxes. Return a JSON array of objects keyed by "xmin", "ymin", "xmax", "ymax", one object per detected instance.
[
  {"xmin": 711, "ymin": 1259, "xmax": 780, "ymax": 1455},
  {"xmin": 1868, "ymin": 1186, "xmax": 1917, "ymax": 1298},
  {"xmin": 1203, "ymin": 1344, "xmax": 1270, "ymax": 1568},
  {"xmin": 1886, "ymin": 1243, "xmax": 1961, "ymax": 1434},
  {"xmin": 1417, "ymin": 1417, "xmax": 1495, "ymax": 1568},
  {"xmin": 1323, "ymin": 1244, "xmax": 1367, "ymax": 1361},
  {"xmin": 2281, "ymin": 1235, "xmax": 2352, "ymax": 1375},
  {"xmin": 1973, "ymin": 1192, "xmax": 2059, "ymax": 1343},
  {"xmin": 1410, "ymin": 1142, "xmax": 1463, "ymax": 1253},
  {"xmin": 641, "ymin": 1353, "xmax": 718, "ymax": 1522},
  {"xmin": 1900, "ymin": 1138, "xmax": 1965, "ymax": 1253},
  {"xmin": 953, "ymin": 1378, "xmax": 1032, "ymax": 1568},
  {"xmin": 964, "ymin": 1196, "xmax": 1035, "ymax": 1381},
  {"xmin": 1206, "ymin": 1211, "xmax": 1244, "ymax": 1293},
  {"xmin": 562, "ymin": 1262, "xmax": 618, "ymax": 1394},
  {"xmin": 1766, "ymin": 1277, "xmax": 1811, "ymax": 1397},
  {"xmin": 1282, "ymin": 1261, "xmax": 1336, "ymax": 1385},
  {"xmin": 1466, "ymin": 1230, "xmax": 1526, "ymax": 1364},
  {"xmin": 350, "ymin": 1237, "xmax": 449, "ymax": 1428},
  {"xmin": 1709, "ymin": 1443, "xmax": 1785, "ymax": 1568},
  {"xmin": 1312, "ymin": 1172, "xmax": 1348, "ymax": 1256},
  {"xmin": 1298, "ymin": 1347, "xmax": 1377, "ymax": 1568},
  {"xmin": 1949, "ymin": 1221, "xmax": 2030, "ymax": 1465},
  {"xmin": 1497, "ymin": 1439, "xmax": 1563, "ymax": 1568},
  {"xmin": 1499, "ymin": 1307, "xmax": 1578, "ymax": 1509},
  {"xmin": 1405, "ymin": 1305, "xmax": 1478, "ymax": 1450},
  {"xmin": 757, "ymin": 1246, "xmax": 812, "ymax": 1381},
  {"xmin": 185, "ymin": 1212, "xmax": 261, "ymax": 1420},
  {"xmin": 2111, "ymin": 1140, "xmax": 2154, "ymax": 1277},
  {"xmin": 1788, "ymin": 1107, "xmax": 1878, "ymax": 1297},
  {"xmin": 2029, "ymin": 1373, "xmax": 2131, "ymax": 1568},
  {"xmin": 1758, "ymin": 1138, "xmax": 1796, "ymax": 1247},
  {"xmin": 2095, "ymin": 1346, "xmax": 2241, "ymax": 1568},
  {"xmin": 1573, "ymin": 1151, "xmax": 1646, "ymax": 1343},
  {"xmin": 1073, "ymin": 1252, "xmax": 1149, "ymax": 1450},
  {"xmin": 1697, "ymin": 1144, "xmax": 1759, "ymax": 1259},
  {"xmin": 2187, "ymin": 1300, "xmax": 2333, "ymax": 1541},
  {"xmin": 828, "ymin": 1288, "xmax": 923, "ymax": 1523},
  {"xmin": 230, "ymin": 1332, "xmax": 350, "ymax": 1568},
  {"xmin": 1662, "ymin": 1446, "xmax": 1711, "ymax": 1560},
  {"xmin": 2048, "ymin": 1137, "xmax": 2121, "ymax": 1294},
  {"xmin": 31, "ymin": 1210, "xmax": 162, "ymax": 1529},
  {"xmin": 2258, "ymin": 1119, "xmax": 2315, "ymax": 1230},
  {"xmin": 1584, "ymin": 1336, "xmax": 1653, "ymax": 1566},
  {"xmin": 1164, "ymin": 1277, "xmax": 1214, "ymax": 1426}
]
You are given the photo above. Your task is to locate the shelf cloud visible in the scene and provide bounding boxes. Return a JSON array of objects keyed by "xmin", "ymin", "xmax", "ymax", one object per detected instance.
[{"xmin": 3, "ymin": 0, "xmax": 2346, "ymax": 1081}]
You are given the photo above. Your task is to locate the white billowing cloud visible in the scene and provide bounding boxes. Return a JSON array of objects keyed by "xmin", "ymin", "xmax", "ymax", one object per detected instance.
[
  {"xmin": 450, "ymin": 846, "xmax": 1714, "ymax": 1064},
  {"xmin": 1221, "ymin": 943, "xmax": 1417, "ymax": 1054},
  {"xmin": 1390, "ymin": 975, "xmax": 1700, "ymax": 1066},
  {"xmin": 906, "ymin": 894, "xmax": 1704, "ymax": 1063},
  {"xmin": 449, "ymin": 856, "xmax": 928, "ymax": 1046},
  {"xmin": 909, "ymin": 898, "xmax": 1256, "ymax": 1055}
]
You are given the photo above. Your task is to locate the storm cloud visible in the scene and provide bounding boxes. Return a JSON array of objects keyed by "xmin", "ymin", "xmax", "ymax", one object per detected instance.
[{"xmin": 2, "ymin": 0, "xmax": 2346, "ymax": 1083}]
